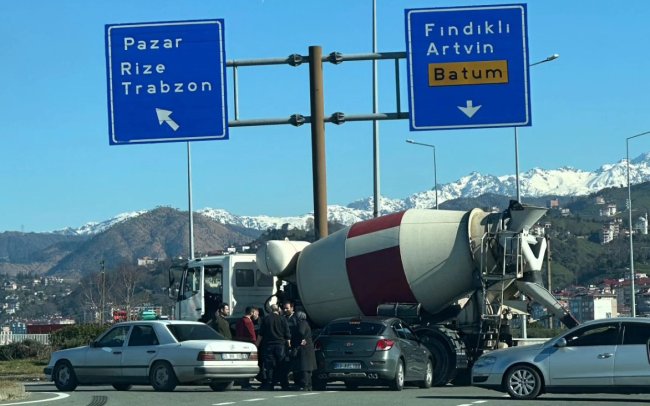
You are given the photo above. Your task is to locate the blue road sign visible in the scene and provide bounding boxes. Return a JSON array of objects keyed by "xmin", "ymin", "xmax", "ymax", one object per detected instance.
[
  {"xmin": 105, "ymin": 19, "xmax": 228, "ymax": 145},
  {"xmin": 405, "ymin": 4, "xmax": 530, "ymax": 131}
]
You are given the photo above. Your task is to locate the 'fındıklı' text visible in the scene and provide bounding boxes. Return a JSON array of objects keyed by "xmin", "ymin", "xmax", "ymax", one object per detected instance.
[
  {"xmin": 424, "ymin": 20, "xmax": 511, "ymax": 56},
  {"xmin": 117, "ymin": 36, "xmax": 214, "ymax": 95}
]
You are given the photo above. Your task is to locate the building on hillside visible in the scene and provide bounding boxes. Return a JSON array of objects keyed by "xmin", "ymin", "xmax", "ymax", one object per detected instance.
[
  {"xmin": 595, "ymin": 196, "xmax": 606, "ymax": 205},
  {"xmin": 9, "ymin": 322, "xmax": 26, "ymax": 334},
  {"xmin": 601, "ymin": 220, "xmax": 622, "ymax": 244},
  {"xmin": 548, "ymin": 198, "xmax": 560, "ymax": 209},
  {"xmin": 137, "ymin": 257, "xmax": 158, "ymax": 266},
  {"xmin": 615, "ymin": 276, "xmax": 650, "ymax": 316},
  {"xmin": 560, "ymin": 208, "xmax": 571, "ymax": 217},
  {"xmin": 569, "ymin": 291, "xmax": 617, "ymax": 321},
  {"xmin": 599, "ymin": 204, "xmax": 617, "ymax": 217},
  {"xmin": 634, "ymin": 213, "xmax": 648, "ymax": 235}
]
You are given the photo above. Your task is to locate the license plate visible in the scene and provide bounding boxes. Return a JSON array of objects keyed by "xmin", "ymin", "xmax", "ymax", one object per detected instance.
[
  {"xmin": 222, "ymin": 353, "xmax": 248, "ymax": 360},
  {"xmin": 334, "ymin": 362, "xmax": 361, "ymax": 369}
]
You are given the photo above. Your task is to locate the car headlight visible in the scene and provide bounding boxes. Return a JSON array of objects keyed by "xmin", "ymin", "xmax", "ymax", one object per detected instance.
[{"xmin": 473, "ymin": 356, "xmax": 496, "ymax": 369}]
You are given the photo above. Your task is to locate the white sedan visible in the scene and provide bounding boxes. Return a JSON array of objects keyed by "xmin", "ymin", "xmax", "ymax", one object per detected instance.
[{"xmin": 44, "ymin": 320, "xmax": 258, "ymax": 392}]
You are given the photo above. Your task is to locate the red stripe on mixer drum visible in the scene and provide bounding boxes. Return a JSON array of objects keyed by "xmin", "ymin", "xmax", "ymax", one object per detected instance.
[
  {"xmin": 347, "ymin": 211, "xmax": 406, "ymax": 238},
  {"xmin": 345, "ymin": 245, "xmax": 417, "ymax": 315}
]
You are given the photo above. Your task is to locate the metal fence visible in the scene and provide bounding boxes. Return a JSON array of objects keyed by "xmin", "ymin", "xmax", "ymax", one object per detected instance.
[{"xmin": 0, "ymin": 333, "xmax": 49, "ymax": 346}]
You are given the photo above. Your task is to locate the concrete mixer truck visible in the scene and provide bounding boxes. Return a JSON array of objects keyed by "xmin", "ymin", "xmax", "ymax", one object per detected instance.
[{"xmin": 255, "ymin": 201, "xmax": 579, "ymax": 385}]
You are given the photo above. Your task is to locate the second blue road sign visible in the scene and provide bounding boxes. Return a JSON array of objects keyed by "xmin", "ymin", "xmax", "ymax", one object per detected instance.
[
  {"xmin": 405, "ymin": 4, "xmax": 531, "ymax": 131},
  {"xmin": 105, "ymin": 19, "xmax": 228, "ymax": 145}
]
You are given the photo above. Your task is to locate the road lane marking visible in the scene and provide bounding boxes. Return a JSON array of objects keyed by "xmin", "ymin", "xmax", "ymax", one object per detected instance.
[
  {"xmin": 274, "ymin": 395, "xmax": 298, "ymax": 398},
  {"xmin": 243, "ymin": 399, "xmax": 266, "ymax": 402},
  {"xmin": 1, "ymin": 392, "xmax": 70, "ymax": 405},
  {"xmin": 213, "ymin": 403, "xmax": 236, "ymax": 405},
  {"xmin": 300, "ymin": 393, "xmax": 319, "ymax": 396},
  {"xmin": 473, "ymin": 402, "xmax": 488, "ymax": 404}
]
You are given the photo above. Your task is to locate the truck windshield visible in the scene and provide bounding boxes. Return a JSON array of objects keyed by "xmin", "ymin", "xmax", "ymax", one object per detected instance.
[{"xmin": 166, "ymin": 324, "xmax": 225, "ymax": 342}]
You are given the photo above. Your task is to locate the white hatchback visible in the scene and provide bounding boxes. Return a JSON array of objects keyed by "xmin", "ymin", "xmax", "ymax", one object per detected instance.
[{"xmin": 44, "ymin": 320, "xmax": 258, "ymax": 392}]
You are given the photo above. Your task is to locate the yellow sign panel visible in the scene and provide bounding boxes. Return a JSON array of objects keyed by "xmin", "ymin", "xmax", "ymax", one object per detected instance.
[{"xmin": 428, "ymin": 60, "xmax": 509, "ymax": 86}]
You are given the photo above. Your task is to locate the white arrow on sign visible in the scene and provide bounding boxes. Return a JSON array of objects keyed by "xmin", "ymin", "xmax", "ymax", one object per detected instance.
[
  {"xmin": 155, "ymin": 108, "xmax": 180, "ymax": 131},
  {"xmin": 457, "ymin": 100, "xmax": 482, "ymax": 118}
]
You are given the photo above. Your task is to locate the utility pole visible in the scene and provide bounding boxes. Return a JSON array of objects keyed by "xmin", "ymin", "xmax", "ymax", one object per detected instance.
[
  {"xmin": 546, "ymin": 235, "xmax": 553, "ymax": 328},
  {"xmin": 100, "ymin": 260, "xmax": 106, "ymax": 325}
]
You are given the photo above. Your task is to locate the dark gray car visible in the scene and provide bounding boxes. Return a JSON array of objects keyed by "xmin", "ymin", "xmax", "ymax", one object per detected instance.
[{"xmin": 313, "ymin": 316, "xmax": 433, "ymax": 391}]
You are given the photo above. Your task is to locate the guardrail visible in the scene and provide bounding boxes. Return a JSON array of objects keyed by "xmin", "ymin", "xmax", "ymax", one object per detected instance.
[{"xmin": 0, "ymin": 333, "xmax": 49, "ymax": 345}]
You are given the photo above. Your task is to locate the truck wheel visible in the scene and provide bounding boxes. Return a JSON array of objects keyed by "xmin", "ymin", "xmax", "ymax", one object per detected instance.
[
  {"xmin": 418, "ymin": 359, "xmax": 433, "ymax": 388},
  {"xmin": 149, "ymin": 361, "xmax": 178, "ymax": 392},
  {"xmin": 505, "ymin": 365, "xmax": 542, "ymax": 400},
  {"xmin": 389, "ymin": 360, "xmax": 404, "ymax": 391},
  {"xmin": 420, "ymin": 336, "xmax": 453, "ymax": 386},
  {"xmin": 53, "ymin": 361, "xmax": 78, "ymax": 391}
]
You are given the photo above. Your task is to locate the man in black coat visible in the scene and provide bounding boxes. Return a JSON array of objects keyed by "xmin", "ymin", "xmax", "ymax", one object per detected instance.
[{"xmin": 257, "ymin": 304, "xmax": 291, "ymax": 391}]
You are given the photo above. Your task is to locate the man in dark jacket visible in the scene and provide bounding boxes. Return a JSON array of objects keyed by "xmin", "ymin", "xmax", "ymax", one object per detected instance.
[
  {"xmin": 257, "ymin": 304, "xmax": 290, "ymax": 390},
  {"xmin": 208, "ymin": 303, "xmax": 232, "ymax": 339}
]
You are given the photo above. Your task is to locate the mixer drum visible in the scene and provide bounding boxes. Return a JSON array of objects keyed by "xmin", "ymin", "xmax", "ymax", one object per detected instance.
[{"xmin": 296, "ymin": 209, "xmax": 488, "ymax": 326}]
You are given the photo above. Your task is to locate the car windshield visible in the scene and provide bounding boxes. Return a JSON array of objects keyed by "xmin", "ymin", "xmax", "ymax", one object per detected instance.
[
  {"xmin": 323, "ymin": 321, "xmax": 385, "ymax": 336},
  {"xmin": 166, "ymin": 323, "xmax": 225, "ymax": 342}
]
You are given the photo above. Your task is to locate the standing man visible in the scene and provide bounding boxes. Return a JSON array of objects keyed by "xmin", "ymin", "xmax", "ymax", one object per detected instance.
[
  {"xmin": 235, "ymin": 306, "xmax": 259, "ymax": 390},
  {"xmin": 257, "ymin": 304, "xmax": 290, "ymax": 391},
  {"xmin": 281, "ymin": 301, "xmax": 300, "ymax": 389},
  {"xmin": 208, "ymin": 302, "xmax": 232, "ymax": 339}
]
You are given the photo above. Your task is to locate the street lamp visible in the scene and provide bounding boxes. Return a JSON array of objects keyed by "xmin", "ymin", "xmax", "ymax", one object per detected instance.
[
  {"xmin": 514, "ymin": 53, "xmax": 560, "ymax": 202},
  {"xmin": 626, "ymin": 130, "xmax": 650, "ymax": 317},
  {"xmin": 406, "ymin": 139, "xmax": 438, "ymax": 209}
]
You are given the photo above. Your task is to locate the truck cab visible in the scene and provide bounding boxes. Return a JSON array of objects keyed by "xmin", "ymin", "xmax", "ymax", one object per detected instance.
[{"xmin": 169, "ymin": 254, "xmax": 278, "ymax": 321}]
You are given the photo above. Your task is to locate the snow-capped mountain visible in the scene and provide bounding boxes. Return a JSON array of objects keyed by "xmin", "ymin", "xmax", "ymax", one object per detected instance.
[{"xmin": 58, "ymin": 154, "xmax": 650, "ymax": 234}]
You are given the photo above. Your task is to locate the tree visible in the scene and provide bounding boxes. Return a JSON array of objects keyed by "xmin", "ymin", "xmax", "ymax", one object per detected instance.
[{"xmin": 115, "ymin": 262, "xmax": 145, "ymax": 320}]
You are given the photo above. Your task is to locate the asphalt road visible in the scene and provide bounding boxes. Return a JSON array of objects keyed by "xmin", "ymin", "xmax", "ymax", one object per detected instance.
[{"xmin": 11, "ymin": 382, "xmax": 650, "ymax": 406}]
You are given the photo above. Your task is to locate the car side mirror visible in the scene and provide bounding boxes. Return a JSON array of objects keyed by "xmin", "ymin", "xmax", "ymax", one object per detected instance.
[{"xmin": 554, "ymin": 338, "xmax": 567, "ymax": 348}]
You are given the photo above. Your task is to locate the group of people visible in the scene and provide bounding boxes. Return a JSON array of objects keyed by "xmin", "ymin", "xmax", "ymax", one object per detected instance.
[{"xmin": 207, "ymin": 301, "xmax": 316, "ymax": 391}]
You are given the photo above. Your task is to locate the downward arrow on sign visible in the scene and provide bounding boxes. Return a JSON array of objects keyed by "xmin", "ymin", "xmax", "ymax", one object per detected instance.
[
  {"xmin": 156, "ymin": 108, "xmax": 180, "ymax": 131},
  {"xmin": 457, "ymin": 100, "xmax": 482, "ymax": 118}
]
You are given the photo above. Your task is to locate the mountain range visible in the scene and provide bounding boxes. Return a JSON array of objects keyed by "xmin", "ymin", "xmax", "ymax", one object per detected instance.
[
  {"xmin": 3, "ymin": 154, "xmax": 650, "ymax": 278},
  {"xmin": 57, "ymin": 153, "xmax": 650, "ymax": 234}
]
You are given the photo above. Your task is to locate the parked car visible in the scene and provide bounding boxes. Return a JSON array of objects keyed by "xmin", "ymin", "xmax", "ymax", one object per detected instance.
[
  {"xmin": 313, "ymin": 316, "xmax": 433, "ymax": 391},
  {"xmin": 472, "ymin": 317, "xmax": 650, "ymax": 399},
  {"xmin": 44, "ymin": 320, "xmax": 258, "ymax": 392}
]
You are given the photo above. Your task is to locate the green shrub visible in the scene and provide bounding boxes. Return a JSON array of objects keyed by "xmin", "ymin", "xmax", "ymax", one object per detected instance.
[
  {"xmin": 0, "ymin": 340, "xmax": 49, "ymax": 361},
  {"xmin": 49, "ymin": 324, "xmax": 109, "ymax": 350}
]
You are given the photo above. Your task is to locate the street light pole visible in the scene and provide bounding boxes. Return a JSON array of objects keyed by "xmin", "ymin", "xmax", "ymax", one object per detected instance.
[
  {"xmin": 406, "ymin": 139, "xmax": 438, "ymax": 209},
  {"xmin": 515, "ymin": 53, "xmax": 559, "ymax": 339},
  {"xmin": 514, "ymin": 54, "xmax": 560, "ymax": 203},
  {"xmin": 626, "ymin": 130, "xmax": 650, "ymax": 317}
]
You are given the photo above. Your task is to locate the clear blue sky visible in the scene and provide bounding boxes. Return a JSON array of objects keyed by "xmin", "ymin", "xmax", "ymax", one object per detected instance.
[{"xmin": 2, "ymin": 0, "xmax": 649, "ymax": 232}]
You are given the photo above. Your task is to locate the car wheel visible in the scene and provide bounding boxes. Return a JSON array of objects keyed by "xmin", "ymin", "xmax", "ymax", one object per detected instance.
[
  {"xmin": 418, "ymin": 359, "xmax": 433, "ymax": 389},
  {"xmin": 389, "ymin": 360, "xmax": 405, "ymax": 391},
  {"xmin": 53, "ymin": 361, "xmax": 78, "ymax": 391},
  {"xmin": 344, "ymin": 381, "xmax": 359, "ymax": 390},
  {"xmin": 209, "ymin": 381, "xmax": 234, "ymax": 391},
  {"xmin": 112, "ymin": 383, "xmax": 132, "ymax": 391},
  {"xmin": 505, "ymin": 365, "xmax": 542, "ymax": 400},
  {"xmin": 149, "ymin": 361, "xmax": 178, "ymax": 392}
]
